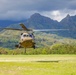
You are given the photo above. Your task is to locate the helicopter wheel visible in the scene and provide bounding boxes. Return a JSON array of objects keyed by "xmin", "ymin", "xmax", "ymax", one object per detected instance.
[
  {"xmin": 15, "ymin": 45, "xmax": 19, "ymax": 48},
  {"xmin": 33, "ymin": 45, "xmax": 35, "ymax": 49}
]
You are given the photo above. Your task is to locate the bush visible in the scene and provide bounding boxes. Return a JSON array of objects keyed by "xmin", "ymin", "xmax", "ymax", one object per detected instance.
[
  {"xmin": 0, "ymin": 47, "xmax": 8, "ymax": 54},
  {"xmin": 50, "ymin": 43, "xmax": 76, "ymax": 54}
]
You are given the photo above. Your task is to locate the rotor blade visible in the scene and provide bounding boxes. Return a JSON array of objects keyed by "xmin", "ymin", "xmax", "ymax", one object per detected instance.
[
  {"xmin": 0, "ymin": 28, "xmax": 23, "ymax": 31},
  {"xmin": 33, "ymin": 29, "xmax": 69, "ymax": 32},
  {"xmin": 20, "ymin": 23, "xmax": 30, "ymax": 31}
]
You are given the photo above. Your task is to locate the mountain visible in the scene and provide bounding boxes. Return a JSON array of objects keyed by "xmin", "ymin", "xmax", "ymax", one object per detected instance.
[
  {"xmin": 6, "ymin": 13, "xmax": 76, "ymax": 38},
  {"xmin": 1, "ymin": 13, "xmax": 76, "ymax": 30},
  {"xmin": 60, "ymin": 14, "xmax": 76, "ymax": 38},
  {"xmin": 7, "ymin": 13, "xmax": 63, "ymax": 30},
  {"xmin": 0, "ymin": 13, "xmax": 76, "ymax": 38},
  {"xmin": 24, "ymin": 13, "xmax": 62, "ymax": 29},
  {"xmin": 60, "ymin": 14, "xmax": 76, "ymax": 30}
]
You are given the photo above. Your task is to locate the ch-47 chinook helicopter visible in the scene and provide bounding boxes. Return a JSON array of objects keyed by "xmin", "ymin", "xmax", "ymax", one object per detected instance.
[{"xmin": 0, "ymin": 23, "xmax": 69, "ymax": 49}]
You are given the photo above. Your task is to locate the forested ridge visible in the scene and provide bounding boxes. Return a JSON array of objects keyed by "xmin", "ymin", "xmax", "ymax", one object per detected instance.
[{"xmin": 0, "ymin": 30, "xmax": 76, "ymax": 54}]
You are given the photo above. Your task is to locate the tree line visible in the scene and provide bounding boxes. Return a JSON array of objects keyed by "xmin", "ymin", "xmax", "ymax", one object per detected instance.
[{"xmin": 0, "ymin": 43, "xmax": 76, "ymax": 55}]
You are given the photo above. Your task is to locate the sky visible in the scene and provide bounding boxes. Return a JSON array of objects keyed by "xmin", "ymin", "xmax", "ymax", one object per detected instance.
[{"xmin": 0, "ymin": 0, "xmax": 76, "ymax": 21}]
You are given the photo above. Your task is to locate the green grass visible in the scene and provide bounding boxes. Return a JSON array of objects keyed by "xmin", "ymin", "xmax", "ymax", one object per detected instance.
[{"xmin": 0, "ymin": 55, "xmax": 76, "ymax": 75}]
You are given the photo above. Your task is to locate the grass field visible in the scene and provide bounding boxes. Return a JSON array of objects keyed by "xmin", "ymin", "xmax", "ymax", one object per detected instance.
[{"xmin": 0, "ymin": 55, "xmax": 76, "ymax": 75}]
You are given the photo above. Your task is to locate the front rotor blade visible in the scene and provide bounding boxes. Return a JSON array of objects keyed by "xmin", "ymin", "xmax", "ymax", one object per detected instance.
[
  {"xmin": 33, "ymin": 29, "xmax": 69, "ymax": 32},
  {"xmin": 20, "ymin": 23, "xmax": 30, "ymax": 31},
  {"xmin": 0, "ymin": 28, "xmax": 23, "ymax": 31}
]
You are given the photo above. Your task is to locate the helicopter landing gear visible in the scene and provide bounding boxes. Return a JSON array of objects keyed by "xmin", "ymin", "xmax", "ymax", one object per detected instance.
[
  {"xmin": 15, "ymin": 45, "xmax": 19, "ymax": 48},
  {"xmin": 33, "ymin": 45, "xmax": 35, "ymax": 49},
  {"xmin": 15, "ymin": 44, "xmax": 22, "ymax": 48}
]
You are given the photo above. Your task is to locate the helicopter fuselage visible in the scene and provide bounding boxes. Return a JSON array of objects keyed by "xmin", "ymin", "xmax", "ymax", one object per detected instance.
[{"xmin": 18, "ymin": 32, "xmax": 35, "ymax": 48}]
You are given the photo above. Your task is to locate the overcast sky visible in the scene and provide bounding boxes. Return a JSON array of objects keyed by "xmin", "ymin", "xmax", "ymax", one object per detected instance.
[{"xmin": 0, "ymin": 0, "xmax": 76, "ymax": 21}]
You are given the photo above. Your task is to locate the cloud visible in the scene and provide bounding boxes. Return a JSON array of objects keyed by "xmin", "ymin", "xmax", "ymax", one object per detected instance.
[
  {"xmin": 0, "ymin": 10, "xmax": 38, "ymax": 20},
  {"xmin": 41, "ymin": 9, "xmax": 76, "ymax": 21},
  {"xmin": 0, "ymin": 0, "xmax": 76, "ymax": 21}
]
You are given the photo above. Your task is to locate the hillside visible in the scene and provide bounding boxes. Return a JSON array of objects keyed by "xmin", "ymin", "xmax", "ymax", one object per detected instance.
[{"xmin": 0, "ymin": 29, "xmax": 76, "ymax": 49}]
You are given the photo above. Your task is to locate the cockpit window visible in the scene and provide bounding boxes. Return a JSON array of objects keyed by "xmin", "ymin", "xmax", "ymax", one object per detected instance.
[
  {"xmin": 26, "ymin": 35, "xmax": 29, "ymax": 37},
  {"xmin": 21, "ymin": 33, "xmax": 23, "ymax": 35},
  {"xmin": 23, "ymin": 35, "xmax": 26, "ymax": 37},
  {"xmin": 23, "ymin": 34, "xmax": 29, "ymax": 37}
]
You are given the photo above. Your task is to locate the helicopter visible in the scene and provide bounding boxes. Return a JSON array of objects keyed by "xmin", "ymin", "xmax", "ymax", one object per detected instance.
[{"xmin": 0, "ymin": 23, "xmax": 69, "ymax": 49}]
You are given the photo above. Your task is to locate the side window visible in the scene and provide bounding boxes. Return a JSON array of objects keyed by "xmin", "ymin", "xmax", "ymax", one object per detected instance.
[
  {"xmin": 30, "ymin": 34, "xmax": 32, "ymax": 37},
  {"xmin": 21, "ymin": 33, "xmax": 23, "ymax": 35}
]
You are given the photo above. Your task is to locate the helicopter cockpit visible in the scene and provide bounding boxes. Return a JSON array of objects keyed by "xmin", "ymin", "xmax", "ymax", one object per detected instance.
[
  {"xmin": 20, "ymin": 33, "xmax": 34, "ymax": 42},
  {"xmin": 23, "ymin": 34, "xmax": 30, "ymax": 37}
]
